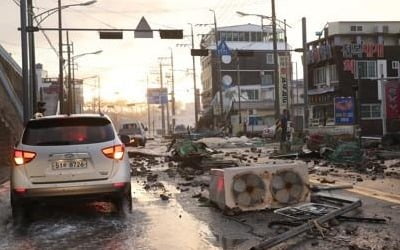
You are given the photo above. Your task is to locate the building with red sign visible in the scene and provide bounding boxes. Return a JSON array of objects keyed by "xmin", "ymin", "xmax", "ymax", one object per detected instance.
[{"xmin": 307, "ymin": 21, "xmax": 400, "ymax": 136}]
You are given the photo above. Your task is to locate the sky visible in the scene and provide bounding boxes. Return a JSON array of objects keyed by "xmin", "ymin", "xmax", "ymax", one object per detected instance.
[{"xmin": 1, "ymin": 0, "xmax": 400, "ymax": 104}]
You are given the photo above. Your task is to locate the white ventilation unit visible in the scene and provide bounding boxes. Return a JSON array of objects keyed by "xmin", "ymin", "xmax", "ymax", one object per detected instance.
[{"xmin": 209, "ymin": 162, "xmax": 310, "ymax": 211}]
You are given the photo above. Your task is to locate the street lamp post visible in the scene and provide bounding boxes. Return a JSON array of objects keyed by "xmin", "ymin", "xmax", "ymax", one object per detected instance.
[
  {"xmin": 82, "ymin": 75, "xmax": 100, "ymax": 113},
  {"xmin": 170, "ymin": 48, "xmax": 176, "ymax": 133},
  {"xmin": 189, "ymin": 23, "xmax": 199, "ymax": 128},
  {"xmin": 70, "ymin": 49, "xmax": 102, "ymax": 113},
  {"xmin": 35, "ymin": 0, "xmax": 96, "ymax": 114}
]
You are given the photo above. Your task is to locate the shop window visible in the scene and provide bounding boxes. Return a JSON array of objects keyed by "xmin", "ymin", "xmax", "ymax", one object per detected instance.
[
  {"xmin": 242, "ymin": 89, "xmax": 259, "ymax": 101},
  {"xmin": 314, "ymin": 67, "xmax": 326, "ymax": 85},
  {"xmin": 356, "ymin": 61, "xmax": 377, "ymax": 79},
  {"xmin": 261, "ymin": 72, "xmax": 273, "ymax": 85},
  {"xmin": 361, "ymin": 104, "xmax": 381, "ymax": 119},
  {"xmin": 329, "ymin": 64, "xmax": 338, "ymax": 83},
  {"xmin": 266, "ymin": 54, "xmax": 274, "ymax": 64}
]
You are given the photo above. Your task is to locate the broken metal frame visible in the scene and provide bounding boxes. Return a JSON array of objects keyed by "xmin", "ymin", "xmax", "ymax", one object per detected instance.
[{"xmin": 250, "ymin": 194, "xmax": 362, "ymax": 250}]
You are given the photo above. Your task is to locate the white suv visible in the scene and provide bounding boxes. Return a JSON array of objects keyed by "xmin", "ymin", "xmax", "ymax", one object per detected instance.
[{"xmin": 11, "ymin": 114, "xmax": 132, "ymax": 221}]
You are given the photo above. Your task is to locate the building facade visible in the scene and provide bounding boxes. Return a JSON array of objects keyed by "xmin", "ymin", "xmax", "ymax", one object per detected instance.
[
  {"xmin": 199, "ymin": 24, "xmax": 291, "ymax": 133},
  {"xmin": 307, "ymin": 21, "xmax": 400, "ymax": 136}
]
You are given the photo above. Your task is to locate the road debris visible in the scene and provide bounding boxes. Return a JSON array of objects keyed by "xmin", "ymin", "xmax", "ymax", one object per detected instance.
[{"xmin": 250, "ymin": 194, "xmax": 362, "ymax": 250}]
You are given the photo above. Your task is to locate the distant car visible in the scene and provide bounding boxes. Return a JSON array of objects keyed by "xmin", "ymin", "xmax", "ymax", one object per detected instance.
[
  {"xmin": 119, "ymin": 122, "xmax": 147, "ymax": 147},
  {"xmin": 11, "ymin": 114, "xmax": 132, "ymax": 221},
  {"xmin": 172, "ymin": 124, "xmax": 189, "ymax": 139},
  {"xmin": 262, "ymin": 121, "xmax": 292, "ymax": 140},
  {"xmin": 262, "ymin": 124, "xmax": 278, "ymax": 139}
]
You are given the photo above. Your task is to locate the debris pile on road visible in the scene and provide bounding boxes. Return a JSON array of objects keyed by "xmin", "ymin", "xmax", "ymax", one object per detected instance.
[
  {"xmin": 250, "ymin": 193, "xmax": 388, "ymax": 249},
  {"xmin": 166, "ymin": 139, "xmax": 238, "ymax": 169}
]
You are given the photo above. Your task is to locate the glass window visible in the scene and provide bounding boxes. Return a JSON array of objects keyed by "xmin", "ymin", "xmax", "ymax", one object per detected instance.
[
  {"xmin": 329, "ymin": 64, "xmax": 338, "ymax": 82},
  {"xmin": 350, "ymin": 26, "xmax": 356, "ymax": 32},
  {"xmin": 314, "ymin": 67, "xmax": 326, "ymax": 84},
  {"xmin": 261, "ymin": 72, "xmax": 273, "ymax": 85},
  {"xmin": 225, "ymin": 32, "xmax": 232, "ymax": 41},
  {"xmin": 244, "ymin": 32, "xmax": 249, "ymax": 41},
  {"xmin": 356, "ymin": 61, "xmax": 377, "ymax": 79},
  {"xmin": 232, "ymin": 32, "xmax": 239, "ymax": 41},
  {"xmin": 251, "ymin": 32, "xmax": 257, "ymax": 41},
  {"xmin": 242, "ymin": 90, "xmax": 259, "ymax": 100},
  {"xmin": 23, "ymin": 117, "xmax": 115, "ymax": 146},
  {"xmin": 220, "ymin": 32, "xmax": 226, "ymax": 41},
  {"xmin": 239, "ymin": 32, "xmax": 245, "ymax": 41},
  {"xmin": 266, "ymin": 54, "xmax": 274, "ymax": 64},
  {"xmin": 361, "ymin": 104, "xmax": 381, "ymax": 119}
]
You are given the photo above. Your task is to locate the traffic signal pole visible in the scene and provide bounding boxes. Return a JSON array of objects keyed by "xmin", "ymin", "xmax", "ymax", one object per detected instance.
[{"xmin": 19, "ymin": 0, "xmax": 30, "ymax": 123}]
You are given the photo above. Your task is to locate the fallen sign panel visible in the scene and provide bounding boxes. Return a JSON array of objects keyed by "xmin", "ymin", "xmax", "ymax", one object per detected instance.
[{"xmin": 250, "ymin": 194, "xmax": 362, "ymax": 250}]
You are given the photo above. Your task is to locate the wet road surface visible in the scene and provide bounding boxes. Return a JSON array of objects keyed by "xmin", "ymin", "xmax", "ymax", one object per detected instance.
[{"xmin": 0, "ymin": 139, "xmax": 399, "ymax": 250}]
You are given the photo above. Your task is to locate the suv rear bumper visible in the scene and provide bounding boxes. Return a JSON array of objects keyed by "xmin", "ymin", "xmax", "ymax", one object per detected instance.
[{"xmin": 12, "ymin": 183, "xmax": 130, "ymax": 202}]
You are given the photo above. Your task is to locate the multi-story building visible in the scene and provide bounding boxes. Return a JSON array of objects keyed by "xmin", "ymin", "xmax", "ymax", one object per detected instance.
[
  {"xmin": 199, "ymin": 24, "xmax": 291, "ymax": 133},
  {"xmin": 307, "ymin": 21, "xmax": 400, "ymax": 136},
  {"xmin": 36, "ymin": 64, "xmax": 84, "ymax": 115}
]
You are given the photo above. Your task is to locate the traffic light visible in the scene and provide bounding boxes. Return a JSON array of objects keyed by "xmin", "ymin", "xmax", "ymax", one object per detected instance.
[{"xmin": 37, "ymin": 101, "xmax": 46, "ymax": 114}]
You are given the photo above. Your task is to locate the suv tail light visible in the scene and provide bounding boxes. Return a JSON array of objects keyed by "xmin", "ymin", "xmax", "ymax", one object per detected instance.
[
  {"xmin": 102, "ymin": 145, "xmax": 125, "ymax": 160},
  {"xmin": 13, "ymin": 149, "xmax": 36, "ymax": 165}
]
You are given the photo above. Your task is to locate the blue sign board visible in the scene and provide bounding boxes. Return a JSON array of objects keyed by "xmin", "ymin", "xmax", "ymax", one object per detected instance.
[
  {"xmin": 217, "ymin": 40, "xmax": 231, "ymax": 56},
  {"xmin": 147, "ymin": 88, "xmax": 168, "ymax": 104},
  {"xmin": 334, "ymin": 97, "xmax": 354, "ymax": 125}
]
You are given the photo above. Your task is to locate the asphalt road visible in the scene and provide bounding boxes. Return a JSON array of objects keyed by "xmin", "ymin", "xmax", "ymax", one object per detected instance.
[{"xmin": 0, "ymin": 139, "xmax": 399, "ymax": 250}]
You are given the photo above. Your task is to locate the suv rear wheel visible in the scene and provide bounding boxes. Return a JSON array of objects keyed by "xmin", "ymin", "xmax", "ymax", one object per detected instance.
[
  {"xmin": 11, "ymin": 194, "xmax": 29, "ymax": 224},
  {"xmin": 113, "ymin": 185, "xmax": 132, "ymax": 217}
]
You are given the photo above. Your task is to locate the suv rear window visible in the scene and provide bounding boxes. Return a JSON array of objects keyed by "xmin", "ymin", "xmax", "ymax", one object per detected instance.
[{"xmin": 22, "ymin": 117, "xmax": 115, "ymax": 146}]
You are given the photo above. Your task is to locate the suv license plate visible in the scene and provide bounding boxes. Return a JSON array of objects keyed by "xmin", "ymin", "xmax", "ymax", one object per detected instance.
[{"xmin": 52, "ymin": 160, "xmax": 88, "ymax": 170}]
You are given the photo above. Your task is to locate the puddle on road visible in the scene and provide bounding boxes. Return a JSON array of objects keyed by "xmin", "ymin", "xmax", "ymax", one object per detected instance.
[
  {"xmin": 0, "ymin": 180, "xmax": 226, "ymax": 250},
  {"xmin": 132, "ymin": 181, "xmax": 219, "ymax": 250}
]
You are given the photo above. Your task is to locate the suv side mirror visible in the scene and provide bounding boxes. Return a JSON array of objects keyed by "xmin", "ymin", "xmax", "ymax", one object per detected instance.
[{"xmin": 119, "ymin": 135, "xmax": 130, "ymax": 145}]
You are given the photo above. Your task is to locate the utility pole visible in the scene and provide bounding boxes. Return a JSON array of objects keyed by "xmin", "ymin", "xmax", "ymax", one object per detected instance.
[
  {"xmin": 271, "ymin": 0, "xmax": 280, "ymax": 120},
  {"xmin": 66, "ymin": 31, "xmax": 72, "ymax": 115},
  {"xmin": 302, "ymin": 17, "xmax": 309, "ymax": 128},
  {"xmin": 235, "ymin": 51, "xmax": 242, "ymax": 124},
  {"xmin": 211, "ymin": 10, "xmax": 224, "ymax": 123},
  {"xmin": 160, "ymin": 63, "xmax": 166, "ymax": 136},
  {"xmin": 97, "ymin": 76, "xmax": 101, "ymax": 113},
  {"xmin": 58, "ymin": 0, "xmax": 64, "ymax": 114},
  {"xmin": 170, "ymin": 49, "xmax": 176, "ymax": 133},
  {"xmin": 20, "ymin": 0, "xmax": 30, "ymax": 123},
  {"xmin": 166, "ymin": 91, "xmax": 170, "ymax": 134},
  {"xmin": 190, "ymin": 24, "xmax": 199, "ymax": 127},
  {"xmin": 147, "ymin": 74, "xmax": 151, "ymax": 133},
  {"xmin": 284, "ymin": 19, "xmax": 290, "ymax": 113},
  {"xmin": 71, "ymin": 42, "xmax": 76, "ymax": 113},
  {"xmin": 27, "ymin": 0, "xmax": 37, "ymax": 115}
]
